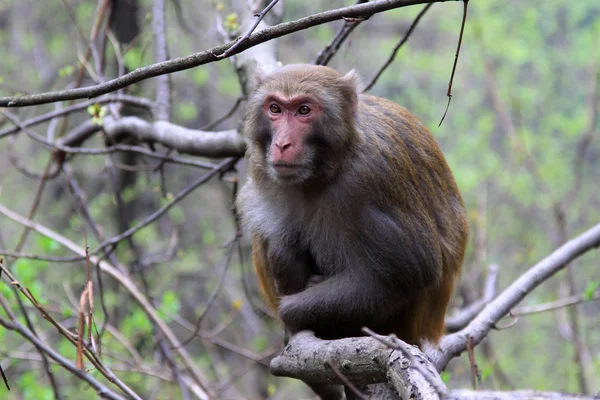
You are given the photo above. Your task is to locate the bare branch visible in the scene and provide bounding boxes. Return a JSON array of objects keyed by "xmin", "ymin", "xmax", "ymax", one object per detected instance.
[
  {"xmin": 364, "ymin": 2, "xmax": 433, "ymax": 91},
  {"xmin": 0, "ymin": 95, "xmax": 152, "ymax": 139},
  {"xmin": 445, "ymin": 264, "xmax": 499, "ymax": 332},
  {"xmin": 0, "ymin": 317, "xmax": 126, "ymax": 400},
  {"xmin": 431, "ymin": 222, "xmax": 600, "ymax": 371},
  {"xmin": 218, "ymin": 0, "xmax": 281, "ymax": 59},
  {"xmin": 101, "ymin": 117, "xmax": 246, "ymax": 157},
  {"xmin": 438, "ymin": 0, "xmax": 469, "ymax": 127},
  {"xmin": 315, "ymin": 0, "xmax": 369, "ymax": 66},
  {"xmin": 0, "ymin": 0, "xmax": 450, "ymax": 107},
  {"xmin": 512, "ymin": 291, "xmax": 600, "ymax": 316}
]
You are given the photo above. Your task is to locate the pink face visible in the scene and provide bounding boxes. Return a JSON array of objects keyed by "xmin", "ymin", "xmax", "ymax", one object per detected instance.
[{"xmin": 263, "ymin": 94, "xmax": 321, "ymax": 177}]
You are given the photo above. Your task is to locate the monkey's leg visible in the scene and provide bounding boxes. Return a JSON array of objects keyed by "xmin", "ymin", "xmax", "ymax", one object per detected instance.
[{"xmin": 278, "ymin": 270, "xmax": 402, "ymax": 337}]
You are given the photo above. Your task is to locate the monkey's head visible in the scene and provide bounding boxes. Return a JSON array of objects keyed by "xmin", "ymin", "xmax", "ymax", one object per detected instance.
[{"xmin": 244, "ymin": 65, "xmax": 362, "ymax": 185}]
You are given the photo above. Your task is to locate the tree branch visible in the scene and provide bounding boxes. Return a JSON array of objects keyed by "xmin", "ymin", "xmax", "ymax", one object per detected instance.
[
  {"xmin": 431, "ymin": 222, "xmax": 600, "ymax": 371},
  {"xmin": 0, "ymin": 0, "xmax": 455, "ymax": 107}
]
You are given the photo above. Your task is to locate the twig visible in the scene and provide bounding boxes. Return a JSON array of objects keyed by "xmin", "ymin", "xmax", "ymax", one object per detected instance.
[
  {"xmin": 466, "ymin": 335, "xmax": 481, "ymax": 390},
  {"xmin": 95, "ymin": 157, "xmax": 238, "ymax": 253},
  {"xmin": 217, "ymin": 0, "xmax": 281, "ymax": 59},
  {"xmin": 0, "ymin": 362, "xmax": 8, "ymax": 390},
  {"xmin": 445, "ymin": 264, "xmax": 499, "ymax": 333},
  {"xmin": 325, "ymin": 360, "xmax": 368, "ymax": 400},
  {"xmin": 512, "ymin": 291, "xmax": 600, "ymax": 316},
  {"xmin": 200, "ymin": 96, "xmax": 246, "ymax": 130},
  {"xmin": 438, "ymin": 0, "xmax": 469, "ymax": 127},
  {"xmin": 364, "ymin": 3, "xmax": 433, "ymax": 91},
  {"xmin": 315, "ymin": 0, "xmax": 369, "ymax": 66},
  {"xmin": 0, "ymin": 317, "xmax": 126, "ymax": 400},
  {"xmin": 177, "ymin": 239, "xmax": 237, "ymax": 348},
  {"xmin": 0, "ymin": 250, "xmax": 86, "ymax": 262}
]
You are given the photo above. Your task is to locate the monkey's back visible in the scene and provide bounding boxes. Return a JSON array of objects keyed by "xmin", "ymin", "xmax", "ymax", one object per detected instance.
[{"xmin": 353, "ymin": 94, "xmax": 469, "ymax": 343}]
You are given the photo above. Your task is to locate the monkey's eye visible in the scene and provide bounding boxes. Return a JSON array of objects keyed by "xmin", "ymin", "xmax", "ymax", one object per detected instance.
[
  {"xmin": 269, "ymin": 104, "xmax": 281, "ymax": 114},
  {"xmin": 298, "ymin": 105, "xmax": 311, "ymax": 115}
]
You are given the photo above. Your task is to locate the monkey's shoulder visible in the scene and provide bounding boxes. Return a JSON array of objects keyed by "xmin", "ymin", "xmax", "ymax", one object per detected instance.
[{"xmin": 355, "ymin": 94, "xmax": 447, "ymax": 169}]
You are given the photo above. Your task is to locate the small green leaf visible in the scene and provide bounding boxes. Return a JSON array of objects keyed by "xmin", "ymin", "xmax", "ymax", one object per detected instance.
[
  {"xmin": 584, "ymin": 281, "xmax": 599, "ymax": 301},
  {"xmin": 192, "ymin": 68, "xmax": 210, "ymax": 87},
  {"xmin": 440, "ymin": 371, "xmax": 451, "ymax": 384},
  {"xmin": 59, "ymin": 65, "xmax": 74, "ymax": 77},
  {"xmin": 223, "ymin": 13, "xmax": 239, "ymax": 32},
  {"xmin": 124, "ymin": 47, "xmax": 143, "ymax": 70}
]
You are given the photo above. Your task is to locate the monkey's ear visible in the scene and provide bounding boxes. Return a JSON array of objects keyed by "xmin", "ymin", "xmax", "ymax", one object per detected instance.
[
  {"xmin": 339, "ymin": 69, "xmax": 364, "ymax": 113},
  {"xmin": 250, "ymin": 68, "xmax": 267, "ymax": 90}
]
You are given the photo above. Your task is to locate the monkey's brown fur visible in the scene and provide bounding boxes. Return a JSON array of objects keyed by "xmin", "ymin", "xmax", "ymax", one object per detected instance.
[{"xmin": 238, "ymin": 64, "xmax": 468, "ymax": 347}]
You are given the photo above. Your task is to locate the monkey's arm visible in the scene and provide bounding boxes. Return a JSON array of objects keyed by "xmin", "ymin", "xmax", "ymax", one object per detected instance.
[
  {"xmin": 253, "ymin": 234, "xmax": 315, "ymax": 314},
  {"xmin": 278, "ymin": 206, "xmax": 443, "ymax": 335},
  {"xmin": 251, "ymin": 234, "xmax": 279, "ymax": 315}
]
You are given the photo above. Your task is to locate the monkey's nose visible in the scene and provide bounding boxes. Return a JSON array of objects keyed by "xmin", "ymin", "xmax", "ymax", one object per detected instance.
[{"xmin": 275, "ymin": 142, "xmax": 291, "ymax": 153}]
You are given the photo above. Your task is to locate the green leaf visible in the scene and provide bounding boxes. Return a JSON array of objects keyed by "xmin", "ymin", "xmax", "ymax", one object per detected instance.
[
  {"xmin": 124, "ymin": 47, "xmax": 143, "ymax": 70},
  {"xmin": 193, "ymin": 68, "xmax": 210, "ymax": 87},
  {"xmin": 59, "ymin": 65, "xmax": 74, "ymax": 77},
  {"xmin": 159, "ymin": 290, "xmax": 181, "ymax": 321},
  {"xmin": 174, "ymin": 102, "xmax": 198, "ymax": 122},
  {"xmin": 440, "ymin": 371, "xmax": 451, "ymax": 384},
  {"xmin": 584, "ymin": 281, "xmax": 599, "ymax": 301}
]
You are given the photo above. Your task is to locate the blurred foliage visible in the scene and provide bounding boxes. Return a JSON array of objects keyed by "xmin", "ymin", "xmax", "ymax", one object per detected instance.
[{"xmin": 0, "ymin": 0, "xmax": 599, "ymax": 399}]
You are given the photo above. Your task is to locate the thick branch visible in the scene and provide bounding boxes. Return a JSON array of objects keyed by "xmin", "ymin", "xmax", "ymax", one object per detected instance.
[
  {"xmin": 0, "ymin": 0, "xmax": 455, "ymax": 107},
  {"xmin": 59, "ymin": 116, "xmax": 246, "ymax": 157}
]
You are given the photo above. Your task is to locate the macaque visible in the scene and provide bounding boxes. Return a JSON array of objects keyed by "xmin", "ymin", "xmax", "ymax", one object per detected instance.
[{"xmin": 237, "ymin": 64, "xmax": 468, "ymax": 398}]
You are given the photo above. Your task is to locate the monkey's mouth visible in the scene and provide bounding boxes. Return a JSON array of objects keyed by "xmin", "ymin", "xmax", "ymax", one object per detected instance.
[
  {"xmin": 271, "ymin": 163, "xmax": 306, "ymax": 179},
  {"xmin": 272, "ymin": 163, "xmax": 302, "ymax": 173}
]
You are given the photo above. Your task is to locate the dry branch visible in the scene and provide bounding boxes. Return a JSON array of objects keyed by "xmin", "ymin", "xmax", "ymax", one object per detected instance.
[{"xmin": 0, "ymin": 0, "xmax": 454, "ymax": 107}]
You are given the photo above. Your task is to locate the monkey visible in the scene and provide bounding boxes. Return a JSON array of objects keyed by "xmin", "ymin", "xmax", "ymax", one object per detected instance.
[{"xmin": 236, "ymin": 64, "xmax": 468, "ymax": 398}]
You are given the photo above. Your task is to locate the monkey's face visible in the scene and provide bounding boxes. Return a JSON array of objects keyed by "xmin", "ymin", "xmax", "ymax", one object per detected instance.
[
  {"xmin": 245, "ymin": 65, "xmax": 361, "ymax": 185},
  {"xmin": 254, "ymin": 93, "xmax": 324, "ymax": 184}
]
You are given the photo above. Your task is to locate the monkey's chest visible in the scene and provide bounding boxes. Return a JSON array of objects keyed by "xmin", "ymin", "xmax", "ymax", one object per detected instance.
[{"xmin": 282, "ymin": 205, "xmax": 357, "ymax": 274}]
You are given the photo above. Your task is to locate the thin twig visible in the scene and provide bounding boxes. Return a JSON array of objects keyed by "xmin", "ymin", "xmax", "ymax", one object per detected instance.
[
  {"xmin": 177, "ymin": 240, "xmax": 237, "ymax": 348},
  {"xmin": 217, "ymin": 0, "xmax": 281, "ymax": 59},
  {"xmin": 364, "ymin": 3, "xmax": 433, "ymax": 91},
  {"xmin": 0, "ymin": 362, "xmax": 8, "ymax": 390},
  {"xmin": 438, "ymin": 0, "xmax": 469, "ymax": 127},
  {"xmin": 513, "ymin": 292, "xmax": 600, "ymax": 316},
  {"xmin": 326, "ymin": 360, "xmax": 368, "ymax": 400},
  {"xmin": 315, "ymin": 0, "xmax": 369, "ymax": 66},
  {"xmin": 95, "ymin": 157, "xmax": 238, "ymax": 253},
  {"xmin": 466, "ymin": 335, "xmax": 481, "ymax": 390},
  {"xmin": 0, "ymin": 317, "xmax": 125, "ymax": 400},
  {"xmin": 201, "ymin": 97, "xmax": 246, "ymax": 130}
]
